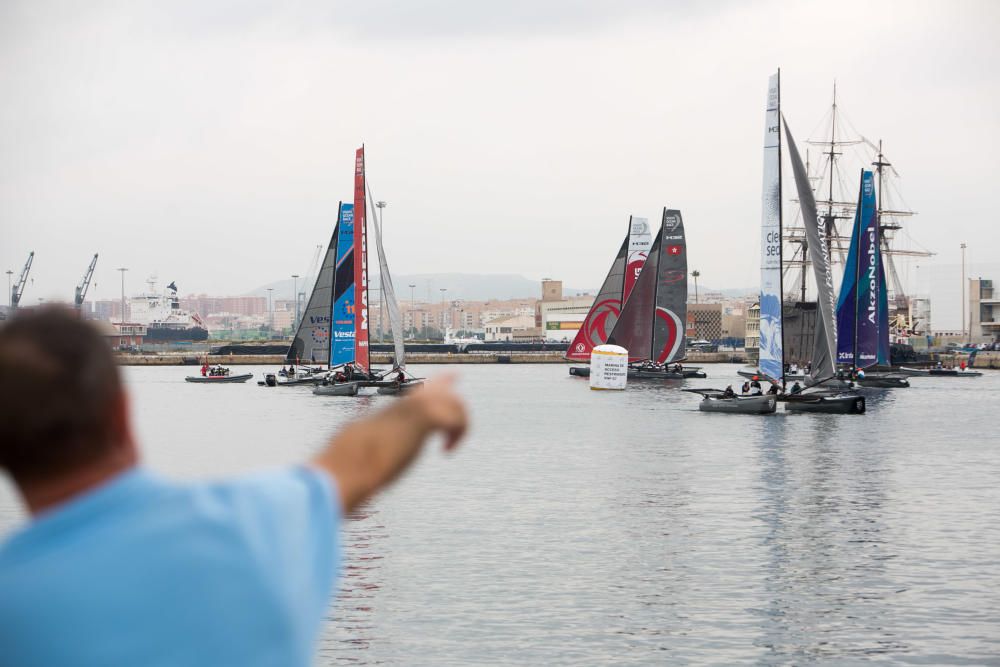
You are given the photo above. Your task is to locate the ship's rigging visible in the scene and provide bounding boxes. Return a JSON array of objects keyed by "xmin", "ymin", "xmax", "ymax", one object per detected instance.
[{"xmin": 781, "ymin": 84, "xmax": 933, "ymax": 332}]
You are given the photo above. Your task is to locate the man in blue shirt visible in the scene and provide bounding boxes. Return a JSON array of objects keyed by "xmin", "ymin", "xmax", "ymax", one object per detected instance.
[{"xmin": 0, "ymin": 307, "xmax": 468, "ymax": 666}]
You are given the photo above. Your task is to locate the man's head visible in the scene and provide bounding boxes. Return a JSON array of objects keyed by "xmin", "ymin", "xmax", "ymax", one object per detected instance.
[{"xmin": 0, "ymin": 306, "xmax": 135, "ymax": 500}]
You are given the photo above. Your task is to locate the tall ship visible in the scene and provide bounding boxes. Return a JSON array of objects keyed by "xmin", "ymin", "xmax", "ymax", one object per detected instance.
[
  {"xmin": 780, "ymin": 85, "xmax": 933, "ymax": 345},
  {"xmin": 129, "ymin": 277, "xmax": 208, "ymax": 343}
]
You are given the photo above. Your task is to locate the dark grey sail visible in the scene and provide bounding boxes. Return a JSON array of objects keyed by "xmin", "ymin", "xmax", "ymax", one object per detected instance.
[
  {"xmin": 286, "ymin": 209, "xmax": 340, "ymax": 364},
  {"xmin": 783, "ymin": 117, "xmax": 838, "ymax": 382},
  {"xmin": 652, "ymin": 208, "xmax": 687, "ymax": 364},
  {"xmin": 607, "ymin": 229, "xmax": 660, "ymax": 361}
]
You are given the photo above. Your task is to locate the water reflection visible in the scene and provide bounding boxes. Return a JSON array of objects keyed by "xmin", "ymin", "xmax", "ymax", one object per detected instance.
[{"xmin": 753, "ymin": 413, "xmax": 908, "ymax": 661}]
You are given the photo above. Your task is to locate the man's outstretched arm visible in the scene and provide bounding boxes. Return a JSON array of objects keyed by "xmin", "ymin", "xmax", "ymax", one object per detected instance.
[{"xmin": 311, "ymin": 377, "xmax": 468, "ymax": 513}]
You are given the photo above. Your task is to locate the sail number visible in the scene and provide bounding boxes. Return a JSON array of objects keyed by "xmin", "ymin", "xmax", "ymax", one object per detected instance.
[{"xmin": 765, "ymin": 231, "xmax": 781, "ymax": 256}]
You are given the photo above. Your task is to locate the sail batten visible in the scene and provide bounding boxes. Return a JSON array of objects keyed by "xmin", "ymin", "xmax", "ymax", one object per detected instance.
[
  {"xmin": 758, "ymin": 71, "xmax": 784, "ymax": 382},
  {"xmin": 783, "ymin": 115, "xmax": 838, "ymax": 382}
]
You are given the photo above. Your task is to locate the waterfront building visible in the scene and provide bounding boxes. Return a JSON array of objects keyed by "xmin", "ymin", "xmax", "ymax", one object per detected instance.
[
  {"xmin": 970, "ymin": 277, "xmax": 999, "ymax": 342},
  {"xmin": 745, "ymin": 302, "xmax": 760, "ymax": 361},
  {"xmin": 484, "ymin": 314, "xmax": 537, "ymax": 342}
]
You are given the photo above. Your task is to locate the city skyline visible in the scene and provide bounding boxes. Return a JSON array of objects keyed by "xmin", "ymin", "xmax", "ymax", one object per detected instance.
[{"xmin": 2, "ymin": 1, "xmax": 998, "ymax": 303}]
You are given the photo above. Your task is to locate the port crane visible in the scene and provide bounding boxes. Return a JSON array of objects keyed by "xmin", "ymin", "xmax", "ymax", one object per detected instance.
[
  {"xmin": 11, "ymin": 251, "xmax": 34, "ymax": 309},
  {"xmin": 75, "ymin": 253, "xmax": 99, "ymax": 308}
]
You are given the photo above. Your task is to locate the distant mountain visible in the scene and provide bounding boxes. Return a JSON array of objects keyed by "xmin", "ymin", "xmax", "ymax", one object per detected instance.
[{"xmin": 249, "ymin": 273, "xmax": 595, "ymax": 303}]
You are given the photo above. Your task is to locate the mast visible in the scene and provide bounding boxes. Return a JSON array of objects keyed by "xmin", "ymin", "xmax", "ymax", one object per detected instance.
[
  {"xmin": 353, "ymin": 145, "xmax": 370, "ymax": 370},
  {"xmin": 823, "ymin": 82, "xmax": 839, "ymax": 261},
  {"xmin": 777, "ymin": 70, "xmax": 785, "ymax": 382},
  {"xmin": 851, "ymin": 170, "xmax": 863, "ymax": 370}
]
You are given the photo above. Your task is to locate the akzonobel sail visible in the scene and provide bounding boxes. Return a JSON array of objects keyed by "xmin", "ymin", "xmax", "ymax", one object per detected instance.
[
  {"xmin": 783, "ymin": 116, "xmax": 838, "ymax": 382},
  {"xmin": 288, "ymin": 219, "xmax": 339, "ymax": 364},
  {"xmin": 352, "ymin": 146, "xmax": 370, "ymax": 370},
  {"xmin": 758, "ymin": 71, "xmax": 784, "ymax": 382},
  {"xmin": 565, "ymin": 216, "xmax": 650, "ymax": 361},
  {"xmin": 330, "ymin": 202, "xmax": 356, "ymax": 367},
  {"xmin": 836, "ymin": 170, "xmax": 880, "ymax": 368}
]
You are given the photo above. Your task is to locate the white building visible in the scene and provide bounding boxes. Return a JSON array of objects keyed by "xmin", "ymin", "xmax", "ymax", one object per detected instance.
[{"xmin": 484, "ymin": 314, "xmax": 536, "ymax": 342}]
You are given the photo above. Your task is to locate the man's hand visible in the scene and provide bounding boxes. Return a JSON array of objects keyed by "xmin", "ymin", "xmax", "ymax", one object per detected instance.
[
  {"xmin": 312, "ymin": 375, "xmax": 469, "ymax": 513},
  {"xmin": 407, "ymin": 376, "xmax": 467, "ymax": 451}
]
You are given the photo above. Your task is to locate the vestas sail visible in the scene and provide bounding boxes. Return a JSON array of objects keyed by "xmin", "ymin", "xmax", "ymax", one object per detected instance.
[
  {"xmin": 836, "ymin": 171, "xmax": 879, "ymax": 368},
  {"xmin": 565, "ymin": 216, "xmax": 650, "ymax": 361},
  {"xmin": 758, "ymin": 71, "xmax": 784, "ymax": 382},
  {"xmin": 783, "ymin": 115, "xmax": 838, "ymax": 382},
  {"xmin": 368, "ymin": 186, "xmax": 407, "ymax": 369},
  {"xmin": 287, "ymin": 220, "xmax": 339, "ymax": 364},
  {"xmin": 607, "ymin": 208, "xmax": 688, "ymax": 364},
  {"xmin": 330, "ymin": 202, "xmax": 356, "ymax": 367},
  {"xmin": 353, "ymin": 146, "xmax": 370, "ymax": 370}
]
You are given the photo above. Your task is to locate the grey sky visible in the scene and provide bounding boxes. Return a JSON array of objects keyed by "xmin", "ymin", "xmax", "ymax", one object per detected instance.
[{"xmin": 2, "ymin": 0, "xmax": 998, "ymax": 304}]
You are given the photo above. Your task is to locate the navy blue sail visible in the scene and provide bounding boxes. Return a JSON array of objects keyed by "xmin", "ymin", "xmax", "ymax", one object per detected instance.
[{"xmin": 836, "ymin": 170, "xmax": 880, "ymax": 369}]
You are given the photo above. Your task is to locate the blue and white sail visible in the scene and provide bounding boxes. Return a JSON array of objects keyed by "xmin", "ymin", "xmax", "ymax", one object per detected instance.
[
  {"xmin": 330, "ymin": 202, "xmax": 356, "ymax": 367},
  {"xmin": 836, "ymin": 170, "xmax": 880, "ymax": 368},
  {"xmin": 758, "ymin": 71, "xmax": 784, "ymax": 382}
]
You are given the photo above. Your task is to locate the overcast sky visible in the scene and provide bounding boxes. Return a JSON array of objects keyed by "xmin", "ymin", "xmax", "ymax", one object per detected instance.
[{"xmin": 2, "ymin": 0, "xmax": 998, "ymax": 304}]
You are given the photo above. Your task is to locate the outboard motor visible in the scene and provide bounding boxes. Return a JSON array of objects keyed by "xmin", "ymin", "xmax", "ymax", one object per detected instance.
[{"xmin": 265, "ymin": 373, "xmax": 277, "ymax": 387}]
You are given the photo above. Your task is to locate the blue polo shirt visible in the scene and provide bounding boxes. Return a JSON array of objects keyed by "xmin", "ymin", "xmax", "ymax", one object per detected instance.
[{"xmin": 0, "ymin": 466, "xmax": 340, "ymax": 667}]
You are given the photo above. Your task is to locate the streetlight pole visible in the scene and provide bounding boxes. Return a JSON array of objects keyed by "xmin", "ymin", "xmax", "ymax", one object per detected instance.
[
  {"xmin": 408, "ymin": 284, "xmax": 416, "ymax": 339},
  {"xmin": 960, "ymin": 242, "xmax": 967, "ymax": 341},
  {"xmin": 291, "ymin": 274, "xmax": 300, "ymax": 330},
  {"xmin": 267, "ymin": 288, "xmax": 274, "ymax": 333},
  {"xmin": 5, "ymin": 270, "xmax": 12, "ymax": 308},
  {"xmin": 691, "ymin": 270, "xmax": 700, "ymax": 304},
  {"xmin": 116, "ymin": 268, "xmax": 128, "ymax": 323},
  {"xmin": 376, "ymin": 200, "xmax": 387, "ymax": 343},
  {"xmin": 439, "ymin": 288, "xmax": 448, "ymax": 339}
]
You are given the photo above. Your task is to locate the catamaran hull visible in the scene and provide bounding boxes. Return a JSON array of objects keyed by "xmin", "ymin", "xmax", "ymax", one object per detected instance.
[
  {"xmin": 277, "ymin": 375, "xmax": 323, "ymax": 387},
  {"xmin": 858, "ymin": 375, "xmax": 910, "ymax": 388},
  {"xmin": 313, "ymin": 382, "xmax": 360, "ymax": 397},
  {"xmin": 569, "ymin": 366, "xmax": 704, "ymax": 379},
  {"xmin": 185, "ymin": 373, "xmax": 253, "ymax": 384},
  {"xmin": 784, "ymin": 394, "xmax": 866, "ymax": 414},
  {"xmin": 698, "ymin": 395, "xmax": 777, "ymax": 414},
  {"xmin": 376, "ymin": 380, "xmax": 425, "ymax": 395}
]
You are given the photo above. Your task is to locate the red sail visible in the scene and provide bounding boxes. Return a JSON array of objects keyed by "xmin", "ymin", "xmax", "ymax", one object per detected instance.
[
  {"xmin": 353, "ymin": 146, "xmax": 370, "ymax": 370},
  {"xmin": 565, "ymin": 237, "xmax": 629, "ymax": 361}
]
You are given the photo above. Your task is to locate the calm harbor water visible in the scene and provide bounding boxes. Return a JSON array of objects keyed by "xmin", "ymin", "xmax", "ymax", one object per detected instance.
[{"xmin": 2, "ymin": 364, "xmax": 999, "ymax": 665}]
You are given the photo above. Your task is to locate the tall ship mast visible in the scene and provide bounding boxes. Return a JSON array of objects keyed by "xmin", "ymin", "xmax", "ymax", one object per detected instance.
[{"xmin": 781, "ymin": 84, "xmax": 933, "ymax": 336}]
